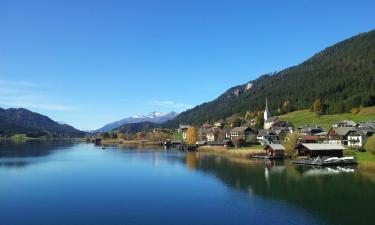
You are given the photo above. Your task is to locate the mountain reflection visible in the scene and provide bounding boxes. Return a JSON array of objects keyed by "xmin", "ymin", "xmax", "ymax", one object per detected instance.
[{"xmin": 0, "ymin": 139, "xmax": 76, "ymax": 168}]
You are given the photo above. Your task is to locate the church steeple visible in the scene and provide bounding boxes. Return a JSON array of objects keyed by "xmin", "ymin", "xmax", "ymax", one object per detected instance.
[{"xmin": 264, "ymin": 97, "xmax": 269, "ymax": 122}]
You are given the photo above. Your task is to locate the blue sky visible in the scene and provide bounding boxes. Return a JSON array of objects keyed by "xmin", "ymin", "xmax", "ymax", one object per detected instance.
[{"xmin": 1, "ymin": 0, "xmax": 374, "ymax": 130}]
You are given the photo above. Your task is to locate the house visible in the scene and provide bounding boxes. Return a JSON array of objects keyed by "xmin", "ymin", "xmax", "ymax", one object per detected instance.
[
  {"xmin": 179, "ymin": 125, "xmax": 191, "ymax": 141},
  {"xmin": 230, "ymin": 126, "xmax": 254, "ymax": 140},
  {"xmin": 152, "ymin": 128, "xmax": 171, "ymax": 134},
  {"xmin": 271, "ymin": 126, "xmax": 293, "ymax": 139},
  {"xmin": 328, "ymin": 127, "xmax": 356, "ymax": 145},
  {"xmin": 357, "ymin": 121, "xmax": 375, "ymax": 130},
  {"xmin": 332, "ymin": 120, "xmax": 357, "ymax": 128},
  {"xmin": 296, "ymin": 143, "xmax": 345, "ymax": 158},
  {"xmin": 198, "ymin": 127, "xmax": 210, "ymax": 141},
  {"xmin": 298, "ymin": 125, "xmax": 325, "ymax": 136},
  {"xmin": 264, "ymin": 116, "xmax": 279, "ymax": 130},
  {"xmin": 301, "ymin": 135, "xmax": 320, "ymax": 143},
  {"xmin": 206, "ymin": 129, "xmax": 216, "ymax": 142},
  {"xmin": 347, "ymin": 129, "xmax": 375, "ymax": 147},
  {"xmin": 264, "ymin": 144, "xmax": 285, "ymax": 156},
  {"xmin": 214, "ymin": 122, "xmax": 225, "ymax": 128},
  {"xmin": 257, "ymin": 129, "xmax": 280, "ymax": 145}
]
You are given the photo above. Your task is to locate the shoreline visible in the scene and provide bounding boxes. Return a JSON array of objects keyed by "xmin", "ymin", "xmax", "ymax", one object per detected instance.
[{"xmin": 198, "ymin": 145, "xmax": 265, "ymax": 159}]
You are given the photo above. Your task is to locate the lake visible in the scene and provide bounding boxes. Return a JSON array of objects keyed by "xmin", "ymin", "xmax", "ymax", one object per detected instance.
[{"xmin": 0, "ymin": 140, "xmax": 374, "ymax": 225}]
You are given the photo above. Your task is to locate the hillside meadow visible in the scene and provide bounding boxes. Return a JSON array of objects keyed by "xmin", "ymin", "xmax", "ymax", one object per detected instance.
[{"xmin": 280, "ymin": 106, "xmax": 375, "ymax": 130}]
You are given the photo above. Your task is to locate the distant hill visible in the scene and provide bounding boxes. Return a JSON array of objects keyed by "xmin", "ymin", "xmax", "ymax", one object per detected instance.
[
  {"xmin": 165, "ymin": 29, "xmax": 375, "ymax": 127},
  {"xmin": 95, "ymin": 111, "xmax": 178, "ymax": 132},
  {"xmin": 0, "ymin": 108, "xmax": 85, "ymax": 138},
  {"xmin": 114, "ymin": 122, "xmax": 160, "ymax": 134},
  {"xmin": 280, "ymin": 106, "xmax": 375, "ymax": 130}
]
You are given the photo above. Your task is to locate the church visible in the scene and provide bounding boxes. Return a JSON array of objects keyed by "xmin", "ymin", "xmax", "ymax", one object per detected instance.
[{"xmin": 263, "ymin": 98, "xmax": 279, "ymax": 129}]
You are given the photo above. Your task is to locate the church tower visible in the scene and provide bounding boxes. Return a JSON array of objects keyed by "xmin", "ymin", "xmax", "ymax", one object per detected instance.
[{"xmin": 264, "ymin": 97, "xmax": 269, "ymax": 122}]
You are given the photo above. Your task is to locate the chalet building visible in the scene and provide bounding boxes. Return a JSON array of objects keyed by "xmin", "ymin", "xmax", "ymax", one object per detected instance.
[
  {"xmin": 179, "ymin": 125, "xmax": 191, "ymax": 141},
  {"xmin": 328, "ymin": 127, "xmax": 356, "ymax": 145},
  {"xmin": 257, "ymin": 129, "xmax": 280, "ymax": 145},
  {"xmin": 296, "ymin": 143, "xmax": 345, "ymax": 158},
  {"xmin": 272, "ymin": 126, "xmax": 293, "ymax": 138},
  {"xmin": 298, "ymin": 125, "xmax": 325, "ymax": 136},
  {"xmin": 206, "ymin": 129, "xmax": 215, "ymax": 142},
  {"xmin": 230, "ymin": 126, "xmax": 254, "ymax": 140},
  {"xmin": 332, "ymin": 120, "xmax": 357, "ymax": 128},
  {"xmin": 301, "ymin": 135, "xmax": 320, "ymax": 143},
  {"xmin": 152, "ymin": 128, "xmax": 171, "ymax": 134},
  {"xmin": 225, "ymin": 129, "xmax": 231, "ymax": 139},
  {"xmin": 264, "ymin": 144, "xmax": 285, "ymax": 156},
  {"xmin": 264, "ymin": 116, "xmax": 279, "ymax": 130},
  {"xmin": 347, "ymin": 129, "xmax": 374, "ymax": 147},
  {"xmin": 357, "ymin": 121, "xmax": 375, "ymax": 130},
  {"xmin": 214, "ymin": 122, "xmax": 225, "ymax": 128},
  {"xmin": 198, "ymin": 127, "xmax": 210, "ymax": 141}
]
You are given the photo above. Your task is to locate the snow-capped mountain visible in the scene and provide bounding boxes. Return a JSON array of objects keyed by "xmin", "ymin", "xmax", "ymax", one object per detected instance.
[{"xmin": 94, "ymin": 111, "xmax": 178, "ymax": 132}]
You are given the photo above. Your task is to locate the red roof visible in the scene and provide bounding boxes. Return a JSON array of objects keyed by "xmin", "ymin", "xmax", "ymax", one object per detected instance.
[{"xmin": 302, "ymin": 135, "xmax": 320, "ymax": 141}]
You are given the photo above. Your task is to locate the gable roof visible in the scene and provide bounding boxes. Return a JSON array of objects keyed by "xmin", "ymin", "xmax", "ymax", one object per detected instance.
[
  {"xmin": 331, "ymin": 127, "xmax": 356, "ymax": 136},
  {"xmin": 231, "ymin": 126, "xmax": 252, "ymax": 133},
  {"xmin": 258, "ymin": 129, "xmax": 277, "ymax": 136},
  {"xmin": 265, "ymin": 144, "xmax": 285, "ymax": 151},
  {"xmin": 265, "ymin": 116, "xmax": 279, "ymax": 123},
  {"xmin": 297, "ymin": 143, "xmax": 345, "ymax": 151}
]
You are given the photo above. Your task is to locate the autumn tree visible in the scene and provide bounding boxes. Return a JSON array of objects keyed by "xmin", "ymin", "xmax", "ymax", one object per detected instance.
[
  {"xmin": 313, "ymin": 99, "xmax": 323, "ymax": 117},
  {"xmin": 244, "ymin": 111, "xmax": 252, "ymax": 122},
  {"xmin": 186, "ymin": 127, "xmax": 198, "ymax": 145},
  {"xmin": 135, "ymin": 132, "xmax": 145, "ymax": 141},
  {"xmin": 283, "ymin": 132, "xmax": 302, "ymax": 158},
  {"xmin": 365, "ymin": 135, "xmax": 375, "ymax": 155}
]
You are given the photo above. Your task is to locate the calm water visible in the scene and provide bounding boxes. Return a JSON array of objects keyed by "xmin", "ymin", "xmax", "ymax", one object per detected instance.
[{"xmin": 1, "ymin": 141, "xmax": 375, "ymax": 225}]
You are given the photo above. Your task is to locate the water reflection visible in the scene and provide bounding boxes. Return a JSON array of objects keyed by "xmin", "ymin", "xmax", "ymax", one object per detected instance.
[
  {"xmin": 0, "ymin": 139, "xmax": 76, "ymax": 168},
  {"xmin": 187, "ymin": 153, "xmax": 375, "ymax": 225},
  {"xmin": 1, "ymin": 143, "xmax": 374, "ymax": 225}
]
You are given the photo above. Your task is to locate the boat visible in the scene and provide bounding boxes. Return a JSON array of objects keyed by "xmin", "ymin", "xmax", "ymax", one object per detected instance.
[{"xmin": 291, "ymin": 156, "xmax": 357, "ymax": 166}]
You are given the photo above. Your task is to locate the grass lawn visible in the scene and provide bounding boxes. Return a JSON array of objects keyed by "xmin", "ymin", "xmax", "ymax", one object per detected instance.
[
  {"xmin": 354, "ymin": 151, "xmax": 375, "ymax": 163},
  {"xmin": 280, "ymin": 106, "xmax": 375, "ymax": 130}
]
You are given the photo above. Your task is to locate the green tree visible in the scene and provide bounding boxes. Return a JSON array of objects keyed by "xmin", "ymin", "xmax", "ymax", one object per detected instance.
[
  {"xmin": 100, "ymin": 132, "xmax": 110, "ymax": 139},
  {"xmin": 365, "ymin": 135, "xmax": 375, "ymax": 155},
  {"xmin": 283, "ymin": 132, "xmax": 302, "ymax": 157},
  {"xmin": 254, "ymin": 111, "xmax": 264, "ymax": 130}
]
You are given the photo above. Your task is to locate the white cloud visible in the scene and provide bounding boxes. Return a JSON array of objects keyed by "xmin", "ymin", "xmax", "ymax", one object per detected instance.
[{"xmin": 0, "ymin": 79, "xmax": 75, "ymax": 111}]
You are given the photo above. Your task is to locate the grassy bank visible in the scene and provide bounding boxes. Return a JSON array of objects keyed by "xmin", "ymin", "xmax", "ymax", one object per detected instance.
[
  {"xmin": 101, "ymin": 139, "xmax": 162, "ymax": 146},
  {"xmin": 354, "ymin": 151, "xmax": 375, "ymax": 163},
  {"xmin": 198, "ymin": 145, "xmax": 265, "ymax": 158},
  {"xmin": 280, "ymin": 106, "xmax": 375, "ymax": 130}
]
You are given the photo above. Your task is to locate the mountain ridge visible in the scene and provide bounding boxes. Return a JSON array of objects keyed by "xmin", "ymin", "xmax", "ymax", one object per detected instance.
[
  {"xmin": 95, "ymin": 111, "xmax": 178, "ymax": 132},
  {"xmin": 164, "ymin": 29, "xmax": 375, "ymax": 127}
]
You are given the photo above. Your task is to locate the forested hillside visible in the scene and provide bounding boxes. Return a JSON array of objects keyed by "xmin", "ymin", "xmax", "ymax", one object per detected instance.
[
  {"xmin": 0, "ymin": 108, "xmax": 85, "ymax": 138},
  {"xmin": 165, "ymin": 29, "xmax": 375, "ymax": 127}
]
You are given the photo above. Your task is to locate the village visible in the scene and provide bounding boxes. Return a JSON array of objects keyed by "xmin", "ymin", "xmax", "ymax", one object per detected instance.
[
  {"xmin": 92, "ymin": 99, "xmax": 375, "ymax": 166},
  {"xmin": 176, "ymin": 99, "xmax": 374, "ymax": 161}
]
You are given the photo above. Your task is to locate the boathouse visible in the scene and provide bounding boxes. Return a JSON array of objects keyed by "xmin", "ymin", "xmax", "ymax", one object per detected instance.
[
  {"xmin": 296, "ymin": 143, "xmax": 345, "ymax": 158},
  {"xmin": 264, "ymin": 144, "xmax": 285, "ymax": 156}
]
